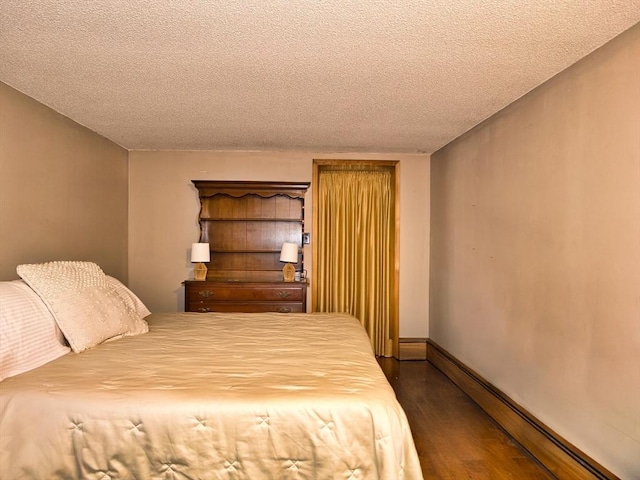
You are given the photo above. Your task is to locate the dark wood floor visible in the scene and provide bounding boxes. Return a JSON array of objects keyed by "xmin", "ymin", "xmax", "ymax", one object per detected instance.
[{"xmin": 378, "ymin": 358, "xmax": 556, "ymax": 480}]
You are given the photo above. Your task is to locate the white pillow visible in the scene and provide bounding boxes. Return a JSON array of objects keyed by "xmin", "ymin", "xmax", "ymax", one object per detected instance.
[
  {"xmin": 0, "ymin": 280, "xmax": 71, "ymax": 381},
  {"xmin": 16, "ymin": 261, "xmax": 148, "ymax": 353},
  {"xmin": 106, "ymin": 275, "xmax": 151, "ymax": 320}
]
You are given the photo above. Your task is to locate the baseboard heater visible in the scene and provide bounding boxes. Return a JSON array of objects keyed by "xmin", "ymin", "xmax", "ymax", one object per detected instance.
[{"xmin": 426, "ymin": 340, "xmax": 619, "ymax": 480}]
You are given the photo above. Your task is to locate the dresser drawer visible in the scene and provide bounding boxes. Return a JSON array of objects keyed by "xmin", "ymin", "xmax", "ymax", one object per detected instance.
[
  {"xmin": 188, "ymin": 302, "xmax": 304, "ymax": 313},
  {"xmin": 184, "ymin": 281, "xmax": 307, "ymax": 313},
  {"xmin": 187, "ymin": 284, "xmax": 304, "ymax": 302}
]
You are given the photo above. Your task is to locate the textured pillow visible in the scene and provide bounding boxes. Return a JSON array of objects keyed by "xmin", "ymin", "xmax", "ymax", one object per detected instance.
[
  {"xmin": 106, "ymin": 275, "xmax": 151, "ymax": 320},
  {"xmin": 0, "ymin": 280, "xmax": 71, "ymax": 381},
  {"xmin": 16, "ymin": 262, "xmax": 148, "ymax": 353}
]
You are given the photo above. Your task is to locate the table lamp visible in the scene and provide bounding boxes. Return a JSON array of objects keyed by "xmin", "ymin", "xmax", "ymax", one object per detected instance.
[
  {"xmin": 279, "ymin": 242, "xmax": 298, "ymax": 282},
  {"xmin": 191, "ymin": 243, "xmax": 210, "ymax": 280}
]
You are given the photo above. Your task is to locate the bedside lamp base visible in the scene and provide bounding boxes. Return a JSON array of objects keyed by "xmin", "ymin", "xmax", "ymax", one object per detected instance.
[
  {"xmin": 194, "ymin": 262, "xmax": 208, "ymax": 281},
  {"xmin": 282, "ymin": 263, "xmax": 295, "ymax": 282}
]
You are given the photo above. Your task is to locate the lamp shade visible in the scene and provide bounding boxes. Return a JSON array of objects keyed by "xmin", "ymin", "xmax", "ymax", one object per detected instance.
[
  {"xmin": 279, "ymin": 242, "xmax": 299, "ymax": 263},
  {"xmin": 191, "ymin": 243, "xmax": 210, "ymax": 263}
]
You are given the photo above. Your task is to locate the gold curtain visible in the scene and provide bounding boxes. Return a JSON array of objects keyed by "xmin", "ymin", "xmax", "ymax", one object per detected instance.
[{"xmin": 316, "ymin": 169, "xmax": 393, "ymax": 356}]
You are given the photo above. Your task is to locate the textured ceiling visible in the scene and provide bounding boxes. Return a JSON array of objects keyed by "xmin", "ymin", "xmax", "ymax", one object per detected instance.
[{"xmin": 1, "ymin": 1, "xmax": 639, "ymax": 154}]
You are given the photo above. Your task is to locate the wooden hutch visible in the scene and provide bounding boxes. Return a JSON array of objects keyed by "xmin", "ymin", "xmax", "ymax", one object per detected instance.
[{"xmin": 184, "ymin": 181, "xmax": 309, "ymax": 313}]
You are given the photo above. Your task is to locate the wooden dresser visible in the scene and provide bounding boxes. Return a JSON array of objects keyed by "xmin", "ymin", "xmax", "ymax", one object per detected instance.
[
  {"xmin": 184, "ymin": 281, "xmax": 307, "ymax": 313},
  {"xmin": 184, "ymin": 180, "xmax": 310, "ymax": 314}
]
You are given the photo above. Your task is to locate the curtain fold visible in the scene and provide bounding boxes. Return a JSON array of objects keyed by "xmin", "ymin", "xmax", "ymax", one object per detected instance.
[{"xmin": 316, "ymin": 169, "xmax": 392, "ymax": 356}]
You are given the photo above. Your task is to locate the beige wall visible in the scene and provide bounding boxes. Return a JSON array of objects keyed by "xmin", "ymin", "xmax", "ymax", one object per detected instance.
[
  {"xmin": 430, "ymin": 25, "xmax": 639, "ymax": 479},
  {"xmin": 0, "ymin": 83, "xmax": 129, "ymax": 281},
  {"xmin": 128, "ymin": 150, "xmax": 430, "ymax": 337}
]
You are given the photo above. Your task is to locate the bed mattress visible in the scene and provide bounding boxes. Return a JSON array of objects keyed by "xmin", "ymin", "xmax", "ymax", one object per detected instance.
[{"xmin": 0, "ymin": 312, "xmax": 423, "ymax": 479}]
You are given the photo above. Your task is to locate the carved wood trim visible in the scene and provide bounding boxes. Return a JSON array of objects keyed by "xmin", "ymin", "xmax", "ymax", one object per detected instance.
[{"xmin": 192, "ymin": 180, "xmax": 309, "ymax": 199}]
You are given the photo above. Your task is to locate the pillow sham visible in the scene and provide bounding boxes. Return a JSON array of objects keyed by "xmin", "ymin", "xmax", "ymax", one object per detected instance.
[
  {"xmin": 106, "ymin": 275, "xmax": 151, "ymax": 320},
  {"xmin": 16, "ymin": 261, "xmax": 148, "ymax": 353},
  {"xmin": 0, "ymin": 280, "xmax": 71, "ymax": 381}
]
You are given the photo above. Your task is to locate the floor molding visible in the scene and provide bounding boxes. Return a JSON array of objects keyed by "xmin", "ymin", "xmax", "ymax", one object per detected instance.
[
  {"xmin": 426, "ymin": 340, "xmax": 618, "ymax": 480},
  {"xmin": 398, "ymin": 337, "xmax": 427, "ymax": 360}
]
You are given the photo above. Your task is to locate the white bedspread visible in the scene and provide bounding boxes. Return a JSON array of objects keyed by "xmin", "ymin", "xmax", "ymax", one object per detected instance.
[{"xmin": 0, "ymin": 312, "xmax": 423, "ymax": 479}]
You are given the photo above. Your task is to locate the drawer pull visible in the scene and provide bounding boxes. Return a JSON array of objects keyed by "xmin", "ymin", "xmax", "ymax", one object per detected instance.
[
  {"xmin": 277, "ymin": 307, "xmax": 292, "ymax": 313},
  {"xmin": 198, "ymin": 290, "xmax": 213, "ymax": 298},
  {"xmin": 197, "ymin": 307, "xmax": 213, "ymax": 312},
  {"xmin": 276, "ymin": 291, "xmax": 290, "ymax": 298}
]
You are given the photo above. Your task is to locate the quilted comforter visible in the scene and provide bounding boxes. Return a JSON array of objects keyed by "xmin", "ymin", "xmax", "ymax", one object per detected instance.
[{"xmin": 0, "ymin": 312, "xmax": 423, "ymax": 479}]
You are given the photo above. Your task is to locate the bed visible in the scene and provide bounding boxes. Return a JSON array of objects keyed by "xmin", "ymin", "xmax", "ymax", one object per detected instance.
[{"xmin": 0, "ymin": 262, "xmax": 423, "ymax": 479}]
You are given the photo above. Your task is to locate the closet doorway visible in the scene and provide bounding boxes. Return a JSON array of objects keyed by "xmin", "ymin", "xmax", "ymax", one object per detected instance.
[{"xmin": 312, "ymin": 160, "xmax": 399, "ymax": 357}]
